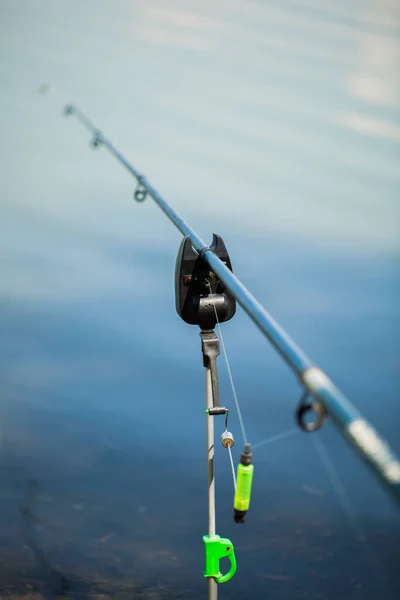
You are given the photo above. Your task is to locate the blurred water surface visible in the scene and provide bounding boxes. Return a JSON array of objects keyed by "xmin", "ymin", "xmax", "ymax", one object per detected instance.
[{"xmin": 0, "ymin": 0, "xmax": 399, "ymax": 598}]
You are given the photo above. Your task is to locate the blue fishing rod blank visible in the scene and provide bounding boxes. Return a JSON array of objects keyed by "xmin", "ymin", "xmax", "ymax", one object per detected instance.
[{"xmin": 42, "ymin": 92, "xmax": 400, "ymax": 507}]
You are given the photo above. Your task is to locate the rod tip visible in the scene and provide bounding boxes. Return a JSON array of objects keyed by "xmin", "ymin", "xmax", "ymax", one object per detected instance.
[{"xmin": 38, "ymin": 83, "xmax": 50, "ymax": 95}]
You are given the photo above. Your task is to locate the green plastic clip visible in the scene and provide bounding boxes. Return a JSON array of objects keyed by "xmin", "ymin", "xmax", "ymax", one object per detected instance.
[{"xmin": 203, "ymin": 534, "xmax": 237, "ymax": 583}]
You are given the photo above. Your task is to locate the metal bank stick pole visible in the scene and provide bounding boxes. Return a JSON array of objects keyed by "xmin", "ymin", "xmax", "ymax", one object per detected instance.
[
  {"xmin": 175, "ymin": 234, "xmax": 238, "ymax": 596},
  {"xmin": 205, "ymin": 362, "xmax": 218, "ymax": 600}
]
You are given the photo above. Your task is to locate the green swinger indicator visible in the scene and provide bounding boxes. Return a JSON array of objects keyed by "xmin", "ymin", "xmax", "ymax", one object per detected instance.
[{"xmin": 233, "ymin": 444, "xmax": 254, "ymax": 523}]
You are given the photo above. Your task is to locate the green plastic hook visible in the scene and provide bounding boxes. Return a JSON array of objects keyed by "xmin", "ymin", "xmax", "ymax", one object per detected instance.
[{"xmin": 203, "ymin": 534, "xmax": 237, "ymax": 583}]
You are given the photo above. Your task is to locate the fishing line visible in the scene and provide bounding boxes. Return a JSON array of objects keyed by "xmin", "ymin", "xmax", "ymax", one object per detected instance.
[
  {"xmin": 312, "ymin": 433, "xmax": 396, "ymax": 599},
  {"xmin": 312, "ymin": 433, "xmax": 359, "ymax": 525},
  {"xmin": 209, "ymin": 282, "xmax": 299, "ymax": 455},
  {"xmin": 228, "ymin": 445, "xmax": 237, "ymax": 491},
  {"xmin": 252, "ymin": 428, "xmax": 298, "ymax": 450}
]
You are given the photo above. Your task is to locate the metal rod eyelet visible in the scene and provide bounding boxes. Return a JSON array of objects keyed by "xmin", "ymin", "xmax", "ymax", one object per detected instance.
[
  {"xmin": 90, "ymin": 132, "xmax": 103, "ymax": 149},
  {"xmin": 134, "ymin": 185, "xmax": 147, "ymax": 202},
  {"xmin": 295, "ymin": 392, "xmax": 326, "ymax": 432}
]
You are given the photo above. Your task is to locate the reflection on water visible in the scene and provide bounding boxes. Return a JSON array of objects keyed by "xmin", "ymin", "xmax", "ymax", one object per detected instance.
[{"xmin": 0, "ymin": 0, "xmax": 399, "ymax": 598}]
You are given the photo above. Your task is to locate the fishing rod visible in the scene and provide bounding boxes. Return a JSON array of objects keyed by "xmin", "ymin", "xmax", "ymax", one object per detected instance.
[
  {"xmin": 39, "ymin": 84, "xmax": 400, "ymax": 503},
  {"xmin": 39, "ymin": 85, "xmax": 400, "ymax": 591}
]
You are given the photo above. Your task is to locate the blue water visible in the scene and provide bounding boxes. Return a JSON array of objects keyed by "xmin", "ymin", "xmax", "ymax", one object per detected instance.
[{"xmin": 0, "ymin": 1, "xmax": 399, "ymax": 598}]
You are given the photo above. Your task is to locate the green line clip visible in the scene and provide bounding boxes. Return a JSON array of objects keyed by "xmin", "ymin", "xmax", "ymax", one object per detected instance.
[{"xmin": 203, "ymin": 534, "xmax": 237, "ymax": 583}]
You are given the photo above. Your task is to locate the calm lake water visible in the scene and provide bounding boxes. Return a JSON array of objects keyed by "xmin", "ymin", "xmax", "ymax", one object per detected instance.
[{"xmin": 0, "ymin": 0, "xmax": 399, "ymax": 598}]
